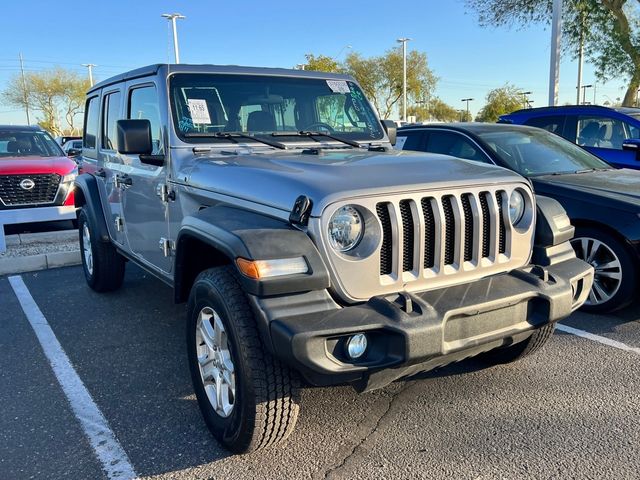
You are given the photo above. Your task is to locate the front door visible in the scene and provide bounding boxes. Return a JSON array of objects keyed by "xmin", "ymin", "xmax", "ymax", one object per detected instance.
[{"xmin": 120, "ymin": 81, "xmax": 171, "ymax": 273}]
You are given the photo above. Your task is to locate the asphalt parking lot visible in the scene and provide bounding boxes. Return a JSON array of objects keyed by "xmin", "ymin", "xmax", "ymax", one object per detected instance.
[{"xmin": 1, "ymin": 265, "xmax": 639, "ymax": 480}]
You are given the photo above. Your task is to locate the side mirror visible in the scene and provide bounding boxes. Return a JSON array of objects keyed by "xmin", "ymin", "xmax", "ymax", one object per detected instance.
[
  {"xmin": 622, "ymin": 138, "xmax": 640, "ymax": 160},
  {"xmin": 67, "ymin": 148, "xmax": 81, "ymax": 157},
  {"xmin": 381, "ymin": 119, "xmax": 397, "ymax": 146},
  {"xmin": 116, "ymin": 119, "xmax": 153, "ymax": 155}
]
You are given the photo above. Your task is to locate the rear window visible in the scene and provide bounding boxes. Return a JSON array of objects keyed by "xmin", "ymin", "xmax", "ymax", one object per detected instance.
[{"xmin": 523, "ymin": 115, "xmax": 566, "ymax": 136}]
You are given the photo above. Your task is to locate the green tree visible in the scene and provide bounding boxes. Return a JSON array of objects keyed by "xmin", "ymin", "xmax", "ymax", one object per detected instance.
[
  {"xmin": 2, "ymin": 67, "xmax": 90, "ymax": 135},
  {"xmin": 304, "ymin": 54, "xmax": 342, "ymax": 73},
  {"xmin": 344, "ymin": 49, "xmax": 437, "ymax": 119},
  {"xmin": 465, "ymin": 0, "xmax": 640, "ymax": 106},
  {"xmin": 407, "ymin": 97, "xmax": 460, "ymax": 122},
  {"xmin": 475, "ymin": 84, "xmax": 524, "ymax": 122}
]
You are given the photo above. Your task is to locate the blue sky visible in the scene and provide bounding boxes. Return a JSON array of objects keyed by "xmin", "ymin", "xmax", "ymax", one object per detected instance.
[{"xmin": 0, "ymin": 0, "xmax": 627, "ymax": 124}]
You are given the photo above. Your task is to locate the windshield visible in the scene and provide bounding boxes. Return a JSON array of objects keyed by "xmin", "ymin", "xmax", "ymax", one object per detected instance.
[
  {"xmin": 169, "ymin": 73, "xmax": 384, "ymax": 144},
  {"xmin": 0, "ymin": 130, "xmax": 64, "ymax": 159},
  {"xmin": 477, "ymin": 128, "xmax": 611, "ymax": 176}
]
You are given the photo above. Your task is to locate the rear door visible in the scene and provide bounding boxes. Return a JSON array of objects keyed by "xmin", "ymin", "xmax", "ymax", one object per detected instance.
[
  {"xmin": 574, "ymin": 114, "xmax": 638, "ymax": 168},
  {"xmin": 120, "ymin": 80, "xmax": 171, "ymax": 273}
]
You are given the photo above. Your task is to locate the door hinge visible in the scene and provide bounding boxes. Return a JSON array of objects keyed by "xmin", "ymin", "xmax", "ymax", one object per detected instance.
[
  {"xmin": 156, "ymin": 184, "xmax": 175, "ymax": 203},
  {"xmin": 159, "ymin": 237, "xmax": 174, "ymax": 257},
  {"xmin": 115, "ymin": 215, "xmax": 124, "ymax": 232}
]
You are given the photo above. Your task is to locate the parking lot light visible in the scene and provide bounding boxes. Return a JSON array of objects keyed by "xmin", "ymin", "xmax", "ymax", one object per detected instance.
[{"xmin": 161, "ymin": 13, "xmax": 186, "ymax": 64}]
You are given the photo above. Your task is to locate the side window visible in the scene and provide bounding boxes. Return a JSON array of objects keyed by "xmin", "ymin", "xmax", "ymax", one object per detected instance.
[
  {"xmin": 577, "ymin": 115, "xmax": 629, "ymax": 149},
  {"xmin": 102, "ymin": 91, "xmax": 122, "ymax": 151},
  {"xmin": 395, "ymin": 131, "xmax": 425, "ymax": 151},
  {"xmin": 129, "ymin": 85, "xmax": 163, "ymax": 154},
  {"xmin": 426, "ymin": 131, "xmax": 489, "ymax": 163},
  {"xmin": 524, "ymin": 115, "xmax": 566, "ymax": 137},
  {"xmin": 83, "ymin": 96, "xmax": 99, "ymax": 151}
]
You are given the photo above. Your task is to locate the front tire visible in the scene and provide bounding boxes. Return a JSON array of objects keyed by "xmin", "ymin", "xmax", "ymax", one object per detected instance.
[
  {"xmin": 186, "ymin": 266, "xmax": 300, "ymax": 453},
  {"xmin": 480, "ymin": 324, "xmax": 555, "ymax": 365},
  {"xmin": 78, "ymin": 208, "xmax": 125, "ymax": 292},
  {"xmin": 570, "ymin": 227, "xmax": 637, "ymax": 313}
]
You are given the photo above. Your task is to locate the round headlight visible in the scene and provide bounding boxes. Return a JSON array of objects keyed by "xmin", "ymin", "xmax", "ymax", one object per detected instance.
[
  {"xmin": 328, "ymin": 205, "xmax": 364, "ymax": 252},
  {"xmin": 509, "ymin": 190, "xmax": 526, "ymax": 225}
]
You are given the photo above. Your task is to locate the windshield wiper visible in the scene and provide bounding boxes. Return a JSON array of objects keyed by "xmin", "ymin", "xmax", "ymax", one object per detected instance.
[
  {"xmin": 183, "ymin": 131, "xmax": 287, "ymax": 150},
  {"xmin": 574, "ymin": 167, "xmax": 610, "ymax": 174},
  {"xmin": 272, "ymin": 131, "xmax": 363, "ymax": 149}
]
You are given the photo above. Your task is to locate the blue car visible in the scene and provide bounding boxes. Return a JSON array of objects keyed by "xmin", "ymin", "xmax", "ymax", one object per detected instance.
[{"xmin": 499, "ymin": 105, "xmax": 640, "ymax": 169}]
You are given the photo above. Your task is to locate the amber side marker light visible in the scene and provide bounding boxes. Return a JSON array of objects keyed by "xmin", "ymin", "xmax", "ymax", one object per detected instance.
[{"xmin": 236, "ymin": 257, "xmax": 308, "ymax": 279}]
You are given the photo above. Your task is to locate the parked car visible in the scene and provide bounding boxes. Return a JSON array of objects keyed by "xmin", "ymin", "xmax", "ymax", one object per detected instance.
[
  {"xmin": 74, "ymin": 64, "xmax": 592, "ymax": 453},
  {"xmin": 396, "ymin": 122, "xmax": 640, "ymax": 312},
  {"xmin": 61, "ymin": 139, "xmax": 83, "ymax": 158},
  {"xmin": 499, "ymin": 105, "xmax": 640, "ymax": 169},
  {"xmin": 0, "ymin": 125, "xmax": 77, "ymax": 211},
  {"xmin": 54, "ymin": 135, "xmax": 81, "ymax": 146}
]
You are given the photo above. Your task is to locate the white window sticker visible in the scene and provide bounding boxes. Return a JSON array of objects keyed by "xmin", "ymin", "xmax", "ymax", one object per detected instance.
[
  {"xmin": 187, "ymin": 99, "xmax": 211, "ymax": 124},
  {"xmin": 394, "ymin": 136, "xmax": 408, "ymax": 150},
  {"xmin": 326, "ymin": 80, "xmax": 350, "ymax": 94}
]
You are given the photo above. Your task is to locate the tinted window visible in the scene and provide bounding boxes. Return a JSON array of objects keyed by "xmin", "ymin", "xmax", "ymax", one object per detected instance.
[
  {"xmin": 84, "ymin": 96, "xmax": 99, "ymax": 150},
  {"xmin": 524, "ymin": 115, "xmax": 566, "ymax": 136},
  {"xmin": 129, "ymin": 85, "xmax": 163, "ymax": 154},
  {"xmin": 425, "ymin": 131, "xmax": 488, "ymax": 162},
  {"xmin": 576, "ymin": 115, "xmax": 635, "ymax": 149},
  {"xmin": 102, "ymin": 91, "xmax": 121, "ymax": 150},
  {"xmin": 396, "ymin": 131, "xmax": 425, "ymax": 151},
  {"xmin": 478, "ymin": 128, "xmax": 611, "ymax": 176}
]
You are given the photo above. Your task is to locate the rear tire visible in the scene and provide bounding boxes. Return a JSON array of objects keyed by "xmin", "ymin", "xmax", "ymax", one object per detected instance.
[
  {"xmin": 480, "ymin": 324, "xmax": 555, "ymax": 365},
  {"xmin": 186, "ymin": 266, "xmax": 300, "ymax": 453},
  {"xmin": 78, "ymin": 208, "xmax": 125, "ymax": 292}
]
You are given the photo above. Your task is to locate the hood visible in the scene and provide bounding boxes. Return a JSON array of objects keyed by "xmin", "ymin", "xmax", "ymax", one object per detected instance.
[
  {"xmin": 0, "ymin": 156, "xmax": 77, "ymax": 176},
  {"xmin": 534, "ymin": 168, "xmax": 640, "ymax": 210},
  {"xmin": 183, "ymin": 149, "xmax": 526, "ymax": 216}
]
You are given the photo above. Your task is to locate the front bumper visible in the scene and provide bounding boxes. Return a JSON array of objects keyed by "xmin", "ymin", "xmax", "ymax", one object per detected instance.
[{"xmin": 251, "ymin": 256, "xmax": 593, "ymax": 392}]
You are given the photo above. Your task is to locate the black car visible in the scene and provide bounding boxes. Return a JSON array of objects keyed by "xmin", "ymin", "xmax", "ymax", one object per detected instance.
[{"xmin": 397, "ymin": 123, "xmax": 640, "ymax": 313}]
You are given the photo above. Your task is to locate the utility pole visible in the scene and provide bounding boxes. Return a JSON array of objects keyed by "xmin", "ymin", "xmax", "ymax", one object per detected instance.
[
  {"xmin": 581, "ymin": 84, "xmax": 593, "ymax": 104},
  {"xmin": 81, "ymin": 63, "xmax": 97, "ymax": 87},
  {"xmin": 461, "ymin": 98, "xmax": 474, "ymax": 121},
  {"xmin": 593, "ymin": 82, "xmax": 597, "ymax": 105},
  {"xmin": 397, "ymin": 38, "xmax": 411, "ymax": 122},
  {"xmin": 18, "ymin": 53, "xmax": 30, "ymax": 125},
  {"xmin": 548, "ymin": 0, "xmax": 562, "ymax": 106},
  {"xmin": 162, "ymin": 13, "xmax": 186, "ymax": 63}
]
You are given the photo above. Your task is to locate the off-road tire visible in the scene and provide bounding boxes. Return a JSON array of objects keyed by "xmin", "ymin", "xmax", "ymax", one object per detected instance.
[
  {"xmin": 186, "ymin": 266, "xmax": 300, "ymax": 453},
  {"xmin": 78, "ymin": 207, "xmax": 125, "ymax": 292},
  {"xmin": 480, "ymin": 324, "xmax": 556, "ymax": 365}
]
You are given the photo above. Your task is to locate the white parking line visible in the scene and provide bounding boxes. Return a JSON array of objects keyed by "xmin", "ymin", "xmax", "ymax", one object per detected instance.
[
  {"xmin": 8, "ymin": 275, "xmax": 137, "ymax": 480},
  {"xmin": 557, "ymin": 323, "xmax": 640, "ymax": 355}
]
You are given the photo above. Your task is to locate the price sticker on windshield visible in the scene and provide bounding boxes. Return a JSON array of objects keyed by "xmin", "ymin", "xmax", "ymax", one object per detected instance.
[
  {"xmin": 187, "ymin": 99, "xmax": 211, "ymax": 124},
  {"xmin": 326, "ymin": 80, "xmax": 351, "ymax": 94}
]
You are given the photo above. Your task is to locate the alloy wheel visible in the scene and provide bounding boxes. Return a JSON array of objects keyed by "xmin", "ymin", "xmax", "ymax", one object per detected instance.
[
  {"xmin": 195, "ymin": 306, "xmax": 236, "ymax": 418},
  {"xmin": 82, "ymin": 223, "xmax": 93, "ymax": 275},
  {"xmin": 571, "ymin": 236, "xmax": 622, "ymax": 306}
]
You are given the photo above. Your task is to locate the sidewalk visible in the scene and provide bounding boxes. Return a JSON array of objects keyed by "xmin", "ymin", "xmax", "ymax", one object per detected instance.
[{"xmin": 0, "ymin": 230, "xmax": 81, "ymax": 275}]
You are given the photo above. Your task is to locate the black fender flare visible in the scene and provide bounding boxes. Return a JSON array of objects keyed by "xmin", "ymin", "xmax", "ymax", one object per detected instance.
[
  {"xmin": 73, "ymin": 174, "xmax": 110, "ymax": 243},
  {"xmin": 174, "ymin": 205, "xmax": 330, "ymax": 299},
  {"xmin": 532, "ymin": 195, "xmax": 576, "ymax": 267}
]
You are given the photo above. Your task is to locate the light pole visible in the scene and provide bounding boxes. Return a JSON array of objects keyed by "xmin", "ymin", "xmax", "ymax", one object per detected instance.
[
  {"xmin": 518, "ymin": 91, "xmax": 532, "ymax": 109},
  {"xmin": 636, "ymin": 89, "xmax": 639, "ymax": 107},
  {"xmin": 397, "ymin": 38, "xmax": 411, "ymax": 122},
  {"xmin": 581, "ymin": 84, "xmax": 593, "ymax": 105},
  {"xmin": 548, "ymin": 0, "xmax": 562, "ymax": 105},
  {"xmin": 162, "ymin": 13, "xmax": 186, "ymax": 64},
  {"xmin": 81, "ymin": 63, "xmax": 97, "ymax": 87},
  {"xmin": 461, "ymin": 98, "xmax": 474, "ymax": 121},
  {"xmin": 334, "ymin": 45, "xmax": 352, "ymax": 59}
]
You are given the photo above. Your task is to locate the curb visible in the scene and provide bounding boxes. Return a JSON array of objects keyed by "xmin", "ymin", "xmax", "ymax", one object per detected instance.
[
  {"xmin": 5, "ymin": 230, "xmax": 78, "ymax": 247},
  {"xmin": 0, "ymin": 250, "xmax": 81, "ymax": 276}
]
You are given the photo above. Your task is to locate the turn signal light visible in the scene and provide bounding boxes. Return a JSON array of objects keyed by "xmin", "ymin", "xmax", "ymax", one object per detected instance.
[{"xmin": 236, "ymin": 257, "xmax": 308, "ymax": 279}]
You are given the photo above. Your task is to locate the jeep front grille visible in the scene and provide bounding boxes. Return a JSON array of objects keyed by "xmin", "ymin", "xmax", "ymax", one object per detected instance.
[
  {"xmin": 0, "ymin": 174, "xmax": 61, "ymax": 207},
  {"xmin": 376, "ymin": 190, "xmax": 509, "ymax": 278},
  {"xmin": 318, "ymin": 184, "xmax": 534, "ymax": 302}
]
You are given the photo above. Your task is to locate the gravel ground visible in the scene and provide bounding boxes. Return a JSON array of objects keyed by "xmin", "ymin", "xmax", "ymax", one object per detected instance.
[{"xmin": 0, "ymin": 239, "xmax": 79, "ymax": 259}]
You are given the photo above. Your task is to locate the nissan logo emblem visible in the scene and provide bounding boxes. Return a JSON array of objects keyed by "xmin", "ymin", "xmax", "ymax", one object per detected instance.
[{"xmin": 19, "ymin": 178, "xmax": 36, "ymax": 191}]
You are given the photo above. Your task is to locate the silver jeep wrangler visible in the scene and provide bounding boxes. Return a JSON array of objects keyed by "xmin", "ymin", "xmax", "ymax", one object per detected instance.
[{"xmin": 75, "ymin": 64, "xmax": 594, "ymax": 453}]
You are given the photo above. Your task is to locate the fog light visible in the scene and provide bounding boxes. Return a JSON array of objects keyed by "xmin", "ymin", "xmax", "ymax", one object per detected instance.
[{"xmin": 346, "ymin": 333, "xmax": 368, "ymax": 359}]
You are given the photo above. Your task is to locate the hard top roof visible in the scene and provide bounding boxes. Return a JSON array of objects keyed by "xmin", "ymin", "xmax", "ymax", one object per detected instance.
[
  {"xmin": 505, "ymin": 104, "xmax": 640, "ymax": 116},
  {"xmin": 0, "ymin": 124, "xmax": 44, "ymax": 132},
  {"xmin": 88, "ymin": 63, "xmax": 356, "ymax": 94}
]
